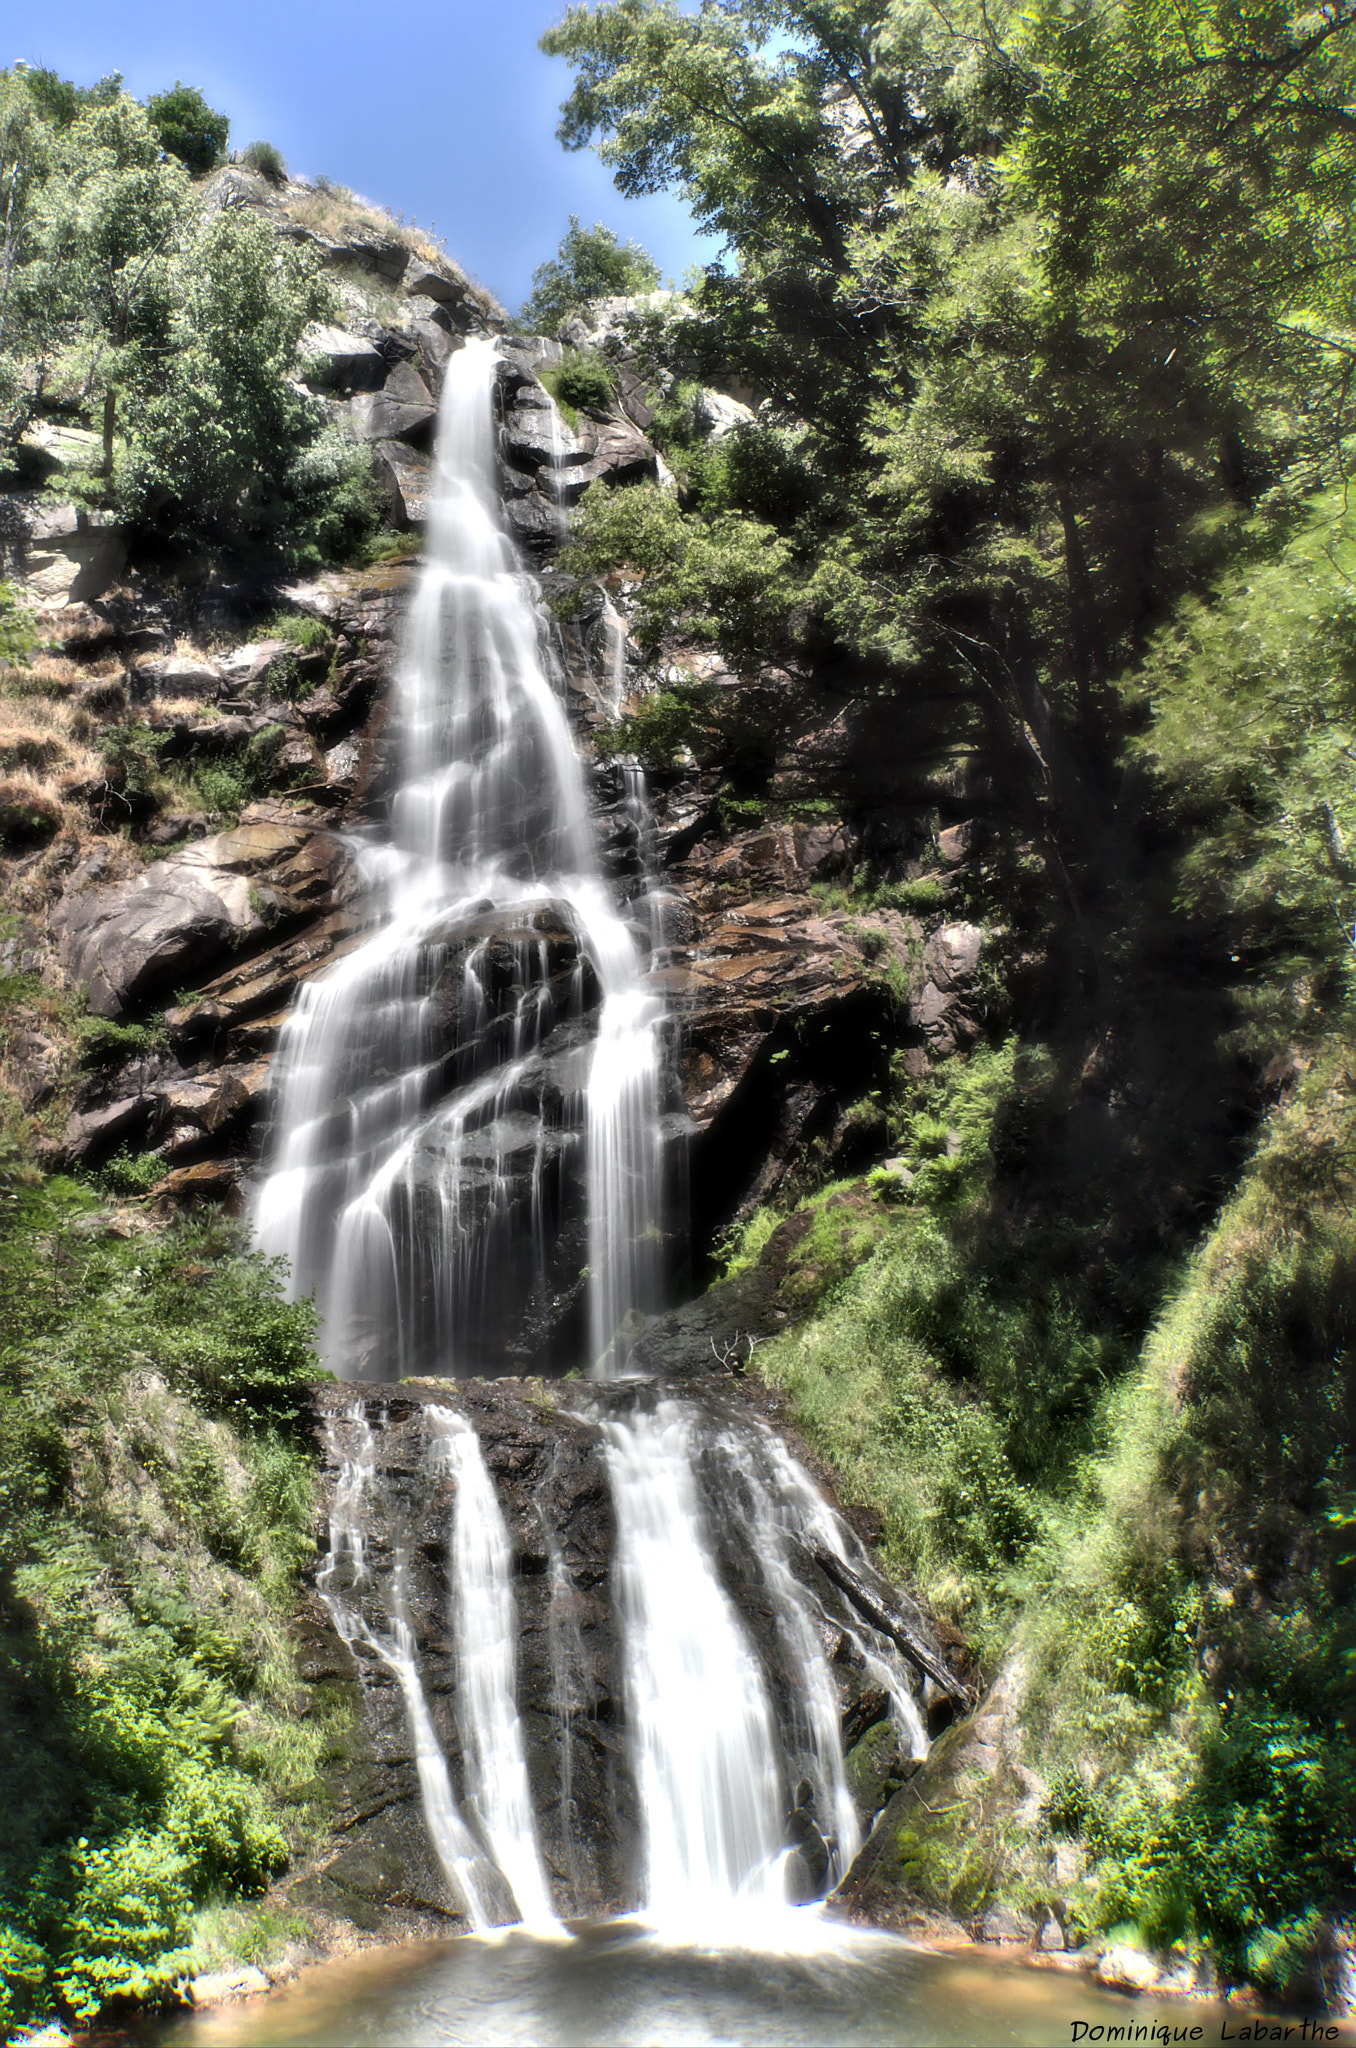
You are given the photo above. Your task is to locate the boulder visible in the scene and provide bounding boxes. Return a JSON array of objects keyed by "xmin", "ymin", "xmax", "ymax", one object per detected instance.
[
  {"xmin": 694, "ymin": 388, "xmax": 755, "ymax": 440},
  {"xmin": 56, "ymin": 822, "xmax": 356, "ymax": 1018},
  {"xmin": 186, "ymin": 1966, "xmax": 271, "ymax": 2008},
  {"xmin": 1094, "ymin": 1944, "xmax": 1164, "ymax": 1994},
  {"xmin": 0, "ymin": 497, "xmax": 125, "ymax": 606},
  {"xmin": 200, "ymin": 166, "xmax": 274, "ymax": 215},
  {"xmin": 130, "ymin": 651, "xmax": 224, "ymax": 703},
  {"xmin": 216, "ymin": 639, "xmax": 293, "ymax": 695},
  {"xmin": 372, "ymin": 441, "xmax": 434, "ymax": 528},
  {"xmin": 978, "ymin": 1902, "xmax": 1038, "ymax": 1945},
  {"xmin": 63, "ymin": 1094, "xmax": 152, "ymax": 1166},
  {"xmin": 349, "ymin": 387, "xmax": 437, "ymax": 449},
  {"xmin": 832, "ymin": 1657, "xmax": 1035, "ymax": 1929},
  {"xmin": 300, "ymin": 323, "xmax": 386, "ymax": 392},
  {"xmin": 573, "ymin": 416, "xmax": 659, "ymax": 492}
]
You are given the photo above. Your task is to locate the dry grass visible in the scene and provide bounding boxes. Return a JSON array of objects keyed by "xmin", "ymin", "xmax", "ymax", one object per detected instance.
[{"xmin": 278, "ymin": 182, "xmax": 505, "ymax": 318}]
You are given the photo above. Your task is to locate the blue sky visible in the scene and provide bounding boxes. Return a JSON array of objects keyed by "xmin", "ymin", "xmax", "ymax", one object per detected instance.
[{"xmin": 17, "ymin": 1, "xmax": 714, "ymax": 311}]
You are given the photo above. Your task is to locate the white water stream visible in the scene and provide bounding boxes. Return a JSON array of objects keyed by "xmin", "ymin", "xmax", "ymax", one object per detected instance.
[
  {"xmin": 428, "ymin": 1405, "xmax": 557, "ymax": 1930},
  {"xmin": 254, "ymin": 335, "xmax": 663, "ymax": 1380}
]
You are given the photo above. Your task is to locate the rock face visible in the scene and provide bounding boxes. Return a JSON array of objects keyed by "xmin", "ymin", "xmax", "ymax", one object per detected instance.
[
  {"xmin": 55, "ymin": 822, "xmax": 359, "ymax": 1020},
  {"xmin": 293, "ymin": 1376, "xmax": 961, "ymax": 1928},
  {"xmin": 0, "ymin": 499, "xmax": 125, "ymax": 606},
  {"xmin": 495, "ymin": 354, "xmax": 661, "ymax": 556},
  {"xmin": 830, "ymin": 1657, "xmax": 1037, "ymax": 1933}
]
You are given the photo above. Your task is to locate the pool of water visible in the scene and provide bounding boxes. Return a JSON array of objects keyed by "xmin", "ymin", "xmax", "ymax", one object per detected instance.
[{"xmin": 137, "ymin": 1920, "xmax": 1303, "ymax": 2048}]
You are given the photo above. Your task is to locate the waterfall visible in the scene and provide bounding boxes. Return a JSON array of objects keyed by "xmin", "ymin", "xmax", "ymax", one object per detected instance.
[
  {"xmin": 253, "ymin": 336, "xmax": 664, "ymax": 1380},
  {"xmin": 315, "ymin": 1405, "xmax": 511, "ymax": 1927},
  {"xmin": 601, "ymin": 1400, "xmax": 790, "ymax": 1924},
  {"xmin": 274, "ymin": 338, "xmax": 936, "ymax": 1948},
  {"xmin": 428, "ymin": 1405, "xmax": 557, "ymax": 1929}
]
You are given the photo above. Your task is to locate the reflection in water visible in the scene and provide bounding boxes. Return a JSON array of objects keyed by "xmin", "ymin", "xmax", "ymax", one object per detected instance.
[{"xmin": 147, "ymin": 1925, "xmax": 1259, "ymax": 2048}]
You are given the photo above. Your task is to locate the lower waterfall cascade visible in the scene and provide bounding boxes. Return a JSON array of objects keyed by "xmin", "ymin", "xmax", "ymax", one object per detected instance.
[{"xmin": 259, "ymin": 334, "xmax": 941, "ymax": 1942}]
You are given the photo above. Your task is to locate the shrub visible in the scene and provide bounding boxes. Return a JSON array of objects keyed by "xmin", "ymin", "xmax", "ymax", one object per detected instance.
[
  {"xmin": 55, "ymin": 1833, "xmax": 193, "ymax": 2020},
  {"xmin": 0, "ymin": 582, "xmax": 35, "ymax": 665},
  {"xmin": 0, "ymin": 1924, "xmax": 47, "ymax": 2033},
  {"xmin": 96, "ymin": 1148, "xmax": 165, "ymax": 1197},
  {"xmin": 262, "ymin": 611, "xmax": 333, "ymax": 654},
  {"xmin": 543, "ymin": 348, "xmax": 616, "ymax": 420},
  {"xmin": 146, "ymin": 83, "xmax": 228, "ymax": 174},
  {"xmin": 0, "ymin": 776, "xmax": 60, "ymax": 848},
  {"xmin": 240, "ymin": 140, "xmax": 286, "ymax": 185}
]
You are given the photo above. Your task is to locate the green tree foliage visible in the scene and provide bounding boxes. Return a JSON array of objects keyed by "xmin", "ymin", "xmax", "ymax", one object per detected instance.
[
  {"xmin": 0, "ymin": 68, "xmax": 377, "ymax": 567},
  {"xmin": 124, "ymin": 203, "xmax": 374, "ymax": 560},
  {"xmin": 542, "ymin": 0, "xmax": 1356, "ymax": 888},
  {"xmin": 1128, "ymin": 489, "xmax": 1356, "ymax": 1042},
  {"xmin": 145, "ymin": 82, "xmax": 229, "ymax": 175},
  {"xmin": 521, "ymin": 212, "xmax": 660, "ymax": 334}
]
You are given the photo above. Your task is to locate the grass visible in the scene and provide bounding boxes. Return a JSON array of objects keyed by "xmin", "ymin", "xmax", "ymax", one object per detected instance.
[
  {"xmin": 750, "ymin": 1035, "xmax": 1356, "ymax": 1995},
  {"xmin": 0, "ymin": 1112, "xmax": 340, "ymax": 2031}
]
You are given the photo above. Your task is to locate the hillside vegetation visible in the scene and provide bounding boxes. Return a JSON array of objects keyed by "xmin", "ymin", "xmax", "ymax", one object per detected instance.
[
  {"xmin": 541, "ymin": 0, "xmax": 1356, "ymax": 2002},
  {"xmin": 0, "ymin": 0, "xmax": 1353, "ymax": 2024}
]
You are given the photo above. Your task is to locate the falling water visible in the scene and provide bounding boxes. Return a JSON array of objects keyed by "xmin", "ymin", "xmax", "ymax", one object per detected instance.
[
  {"xmin": 253, "ymin": 336, "xmax": 664, "ymax": 1379},
  {"xmin": 602, "ymin": 1400, "xmax": 790, "ymax": 1924},
  {"xmin": 428, "ymin": 1406, "xmax": 557, "ymax": 1929},
  {"xmin": 315, "ymin": 1406, "xmax": 509, "ymax": 1927},
  {"xmin": 272, "ymin": 336, "xmax": 937, "ymax": 1949}
]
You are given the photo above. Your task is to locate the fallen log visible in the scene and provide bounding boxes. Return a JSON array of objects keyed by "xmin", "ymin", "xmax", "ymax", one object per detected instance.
[{"xmin": 813, "ymin": 1545, "xmax": 972, "ymax": 1707}]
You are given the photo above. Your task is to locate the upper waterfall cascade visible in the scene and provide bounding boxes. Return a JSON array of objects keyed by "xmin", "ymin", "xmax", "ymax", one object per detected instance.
[
  {"xmin": 259, "ymin": 342, "xmax": 935, "ymax": 1939},
  {"xmin": 253, "ymin": 335, "xmax": 665, "ymax": 1381}
]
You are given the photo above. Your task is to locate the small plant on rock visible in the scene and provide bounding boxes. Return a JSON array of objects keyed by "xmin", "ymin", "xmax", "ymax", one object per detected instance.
[{"xmin": 240, "ymin": 140, "xmax": 286, "ymax": 186}]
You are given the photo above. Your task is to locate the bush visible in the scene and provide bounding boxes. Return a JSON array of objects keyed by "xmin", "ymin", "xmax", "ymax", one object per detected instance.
[
  {"xmin": 95, "ymin": 1148, "xmax": 165, "ymax": 1197},
  {"xmin": 0, "ymin": 581, "xmax": 36, "ymax": 665},
  {"xmin": 263, "ymin": 611, "xmax": 333, "ymax": 654},
  {"xmin": 240, "ymin": 140, "xmax": 286, "ymax": 186},
  {"xmin": 0, "ymin": 1924, "xmax": 47, "ymax": 2033},
  {"xmin": 146, "ymin": 83, "xmax": 228, "ymax": 174},
  {"xmin": 0, "ymin": 776, "xmax": 61, "ymax": 848},
  {"xmin": 543, "ymin": 348, "xmax": 616, "ymax": 421},
  {"xmin": 55, "ymin": 1833, "xmax": 193, "ymax": 2020}
]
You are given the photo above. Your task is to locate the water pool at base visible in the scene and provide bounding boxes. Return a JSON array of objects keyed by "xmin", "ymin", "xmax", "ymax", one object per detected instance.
[{"xmin": 143, "ymin": 1924, "xmax": 1292, "ymax": 2048}]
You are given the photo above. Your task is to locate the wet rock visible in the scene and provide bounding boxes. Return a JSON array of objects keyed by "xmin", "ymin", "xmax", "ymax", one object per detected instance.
[
  {"xmin": 308, "ymin": 1378, "xmax": 950, "ymax": 1925},
  {"xmin": 832, "ymin": 1657, "xmax": 1033, "ymax": 1928},
  {"xmin": 845, "ymin": 1720, "xmax": 917, "ymax": 1826}
]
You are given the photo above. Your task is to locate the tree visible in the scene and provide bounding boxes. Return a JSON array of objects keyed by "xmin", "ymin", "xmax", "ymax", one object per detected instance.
[
  {"xmin": 145, "ymin": 82, "xmax": 228, "ymax": 175},
  {"xmin": 542, "ymin": 0, "xmax": 1356, "ymax": 892},
  {"xmin": 123, "ymin": 204, "xmax": 375, "ymax": 561},
  {"xmin": 521, "ymin": 214, "xmax": 660, "ymax": 334},
  {"xmin": 53, "ymin": 93, "xmax": 192, "ymax": 475}
]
